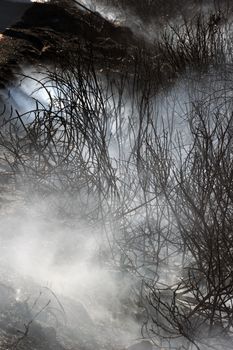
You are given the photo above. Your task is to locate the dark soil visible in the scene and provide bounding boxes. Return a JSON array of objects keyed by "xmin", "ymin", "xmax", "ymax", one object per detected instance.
[{"xmin": 0, "ymin": 0, "xmax": 140, "ymax": 88}]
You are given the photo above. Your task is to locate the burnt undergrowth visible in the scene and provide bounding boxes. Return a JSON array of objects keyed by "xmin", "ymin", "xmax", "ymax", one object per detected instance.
[{"xmin": 1, "ymin": 2, "xmax": 233, "ymax": 350}]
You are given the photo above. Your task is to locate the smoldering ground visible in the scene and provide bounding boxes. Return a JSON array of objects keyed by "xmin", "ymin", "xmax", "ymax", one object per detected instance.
[
  {"xmin": 1, "ymin": 60, "xmax": 233, "ymax": 349},
  {"xmin": 1, "ymin": 1, "xmax": 233, "ymax": 349},
  {"xmin": 0, "ymin": 192, "xmax": 144, "ymax": 349}
]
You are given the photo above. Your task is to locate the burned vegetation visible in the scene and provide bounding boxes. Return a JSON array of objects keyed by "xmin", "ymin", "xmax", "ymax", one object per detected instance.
[{"xmin": 0, "ymin": 1, "xmax": 233, "ymax": 350}]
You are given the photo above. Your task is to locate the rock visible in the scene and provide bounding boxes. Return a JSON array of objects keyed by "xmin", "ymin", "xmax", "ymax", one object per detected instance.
[
  {"xmin": 0, "ymin": 0, "xmax": 139, "ymax": 86},
  {"xmin": 61, "ymin": 298, "xmax": 94, "ymax": 329},
  {"xmin": 127, "ymin": 340, "xmax": 153, "ymax": 350}
]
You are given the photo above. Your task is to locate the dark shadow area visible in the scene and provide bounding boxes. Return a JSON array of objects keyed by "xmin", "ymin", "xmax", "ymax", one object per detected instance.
[{"xmin": 0, "ymin": 0, "xmax": 32, "ymax": 32}]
